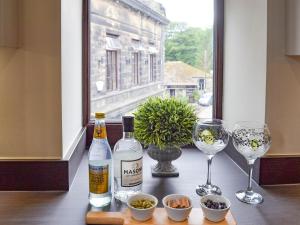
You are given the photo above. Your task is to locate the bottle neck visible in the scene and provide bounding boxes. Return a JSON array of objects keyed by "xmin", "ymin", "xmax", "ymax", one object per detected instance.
[
  {"xmin": 123, "ymin": 131, "xmax": 134, "ymax": 139},
  {"xmin": 93, "ymin": 118, "xmax": 107, "ymax": 139}
]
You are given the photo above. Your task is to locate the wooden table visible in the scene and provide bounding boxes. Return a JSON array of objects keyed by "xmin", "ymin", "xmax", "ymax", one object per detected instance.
[{"xmin": 1, "ymin": 149, "xmax": 300, "ymax": 225}]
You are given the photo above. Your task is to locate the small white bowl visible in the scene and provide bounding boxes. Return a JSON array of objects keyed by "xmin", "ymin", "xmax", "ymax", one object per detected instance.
[
  {"xmin": 200, "ymin": 194, "xmax": 231, "ymax": 222},
  {"xmin": 127, "ymin": 193, "xmax": 158, "ymax": 221},
  {"xmin": 162, "ymin": 194, "xmax": 193, "ymax": 222}
]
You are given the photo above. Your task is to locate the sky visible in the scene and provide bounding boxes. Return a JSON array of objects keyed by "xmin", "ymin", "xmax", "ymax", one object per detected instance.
[{"xmin": 155, "ymin": 0, "xmax": 214, "ymax": 28}]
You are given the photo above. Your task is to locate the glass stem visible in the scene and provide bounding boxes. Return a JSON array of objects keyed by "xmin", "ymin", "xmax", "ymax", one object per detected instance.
[
  {"xmin": 247, "ymin": 161, "xmax": 255, "ymax": 193},
  {"xmin": 206, "ymin": 155, "xmax": 214, "ymax": 186}
]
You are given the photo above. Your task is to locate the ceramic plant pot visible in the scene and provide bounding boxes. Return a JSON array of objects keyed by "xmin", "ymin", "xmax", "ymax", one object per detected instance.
[{"xmin": 147, "ymin": 145, "xmax": 182, "ymax": 177}]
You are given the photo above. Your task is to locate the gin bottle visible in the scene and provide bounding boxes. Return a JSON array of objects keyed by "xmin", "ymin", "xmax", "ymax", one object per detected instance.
[
  {"xmin": 113, "ymin": 116, "xmax": 143, "ymax": 202},
  {"xmin": 88, "ymin": 113, "xmax": 112, "ymax": 207}
]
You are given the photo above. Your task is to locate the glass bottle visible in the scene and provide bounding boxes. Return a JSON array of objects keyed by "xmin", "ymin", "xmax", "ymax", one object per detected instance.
[
  {"xmin": 88, "ymin": 112, "xmax": 112, "ymax": 207},
  {"xmin": 113, "ymin": 116, "xmax": 143, "ymax": 202}
]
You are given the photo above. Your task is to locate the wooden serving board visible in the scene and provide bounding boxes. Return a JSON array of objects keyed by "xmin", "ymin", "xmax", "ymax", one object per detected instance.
[{"xmin": 86, "ymin": 208, "xmax": 236, "ymax": 225}]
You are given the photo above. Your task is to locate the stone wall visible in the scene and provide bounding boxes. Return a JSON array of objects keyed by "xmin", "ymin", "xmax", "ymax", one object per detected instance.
[{"xmin": 90, "ymin": 0, "xmax": 167, "ymax": 118}]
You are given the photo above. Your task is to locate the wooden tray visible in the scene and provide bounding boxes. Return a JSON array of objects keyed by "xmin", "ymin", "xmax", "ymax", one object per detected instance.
[{"xmin": 86, "ymin": 208, "xmax": 236, "ymax": 225}]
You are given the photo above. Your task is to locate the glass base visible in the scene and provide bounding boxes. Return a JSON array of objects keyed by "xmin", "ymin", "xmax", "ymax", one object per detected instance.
[
  {"xmin": 196, "ymin": 184, "xmax": 222, "ymax": 196},
  {"xmin": 235, "ymin": 190, "xmax": 263, "ymax": 204},
  {"xmin": 89, "ymin": 195, "xmax": 111, "ymax": 207},
  {"xmin": 114, "ymin": 190, "xmax": 141, "ymax": 203}
]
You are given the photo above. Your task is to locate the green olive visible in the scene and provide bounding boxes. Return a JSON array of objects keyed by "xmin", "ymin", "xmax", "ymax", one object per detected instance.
[{"xmin": 130, "ymin": 199, "xmax": 155, "ymax": 209}]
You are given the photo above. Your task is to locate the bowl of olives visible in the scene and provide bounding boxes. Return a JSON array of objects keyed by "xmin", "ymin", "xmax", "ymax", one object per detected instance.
[
  {"xmin": 127, "ymin": 193, "xmax": 158, "ymax": 221},
  {"xmin": 200, "ymin": 194, "xmax": 231, "ymax": 222}
]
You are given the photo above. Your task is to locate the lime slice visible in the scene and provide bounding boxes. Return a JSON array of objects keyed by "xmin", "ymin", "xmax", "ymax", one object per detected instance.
[
  {"xmin": 201, "ymin": 129, "xmax": 212, "ymax": 137},
  {"xmin": 250, "ymin": 139, "xmax": 259, "ymax": 150},
  {"xmin": 200, "ymin": 129, "xmax": 215, "ymax": 145}
]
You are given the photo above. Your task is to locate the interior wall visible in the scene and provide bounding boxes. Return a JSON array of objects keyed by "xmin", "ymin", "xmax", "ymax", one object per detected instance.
[
  {"xmin": 286, "ymin": 0, "xmax": 300, "ymax": 55},
  {"xmin": 223, "ymin": 0, "xmax": 268, "ymax": 128},
  {"xmin": 0, "ymin": 0, "xmax": 62, "ymax": 159},
  {"xmin": 265, "ymin": 0, "xmax": 300, "ymax": 155},
  {"xmin": 61, "ymin": 0, "xmax": 83, "ymax": 158}
]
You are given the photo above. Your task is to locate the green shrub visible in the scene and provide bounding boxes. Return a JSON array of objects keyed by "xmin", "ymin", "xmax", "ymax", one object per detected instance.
[
  {"xmin": 192, "ymin": 90, "xmax": 201, "ymax": 101},
  {"xmin": 134, "ymin": 97, "xmax": 197, "ymax": 150}
]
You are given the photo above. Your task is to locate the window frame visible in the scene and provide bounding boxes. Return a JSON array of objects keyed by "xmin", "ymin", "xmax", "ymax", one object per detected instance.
[
  {"xmin": 132, "ymin": 52, "xmax": 140, "ymax": 85},
  {"xmin": 82, "ymin": 0, "xmax": 224, "ymax": 147},
  {"xmin": 149, "ymin": 54, "xmax": 156, "ymax": 82},
  {"xmin": 106, "ymin": 50, "xmax": 119, "ymax": 91}
]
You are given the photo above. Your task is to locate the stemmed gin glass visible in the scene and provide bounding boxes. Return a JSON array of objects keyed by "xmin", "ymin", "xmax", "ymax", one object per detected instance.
[
  {"xmin": 232, "ymin": 121, "xmax": 271, "ymax": 204},
  {"xmin": 193, "ymin": 119, "xmax": 229, "ymax": 196}
]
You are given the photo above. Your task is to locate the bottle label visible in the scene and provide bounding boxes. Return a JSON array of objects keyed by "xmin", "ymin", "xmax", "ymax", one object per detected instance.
[
  {"xmin": 121, "ymin": 157, "xmax": 143, "ymax": 187},
  {"xmin": 93, "ymin": 123, "xmax": 107, "ymax": 139},
  {"xmin": 89, "ymin": 164, "xmax": 109, "ymax": 194}
]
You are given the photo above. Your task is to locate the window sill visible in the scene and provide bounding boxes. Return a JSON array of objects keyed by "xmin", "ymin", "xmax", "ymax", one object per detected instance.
[{"xmin": 91, "ymin": 81, "xmax": 163, "ymax": 102}]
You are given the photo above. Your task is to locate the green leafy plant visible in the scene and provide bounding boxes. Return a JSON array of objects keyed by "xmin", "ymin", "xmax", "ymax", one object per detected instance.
[
  {"xmin": 192, "ymin": 90, "xmax": 201, "ymax": 101},
  {"xmin": 134, "ymin": 97, "xmax": 197, "ymax": 150}
]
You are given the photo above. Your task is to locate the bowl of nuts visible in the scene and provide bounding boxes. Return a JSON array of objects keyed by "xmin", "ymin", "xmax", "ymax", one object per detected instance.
[
  {"xmin": 200, "ymin": 194, "xmax": 231, "ymax": 222},
  {"xmin": 162, "ymin": 194, "xmax": 192, "ymax": 222},
  {"xmin": 127, "ymin": 193, "xmax": 158, "ymax": 221}
]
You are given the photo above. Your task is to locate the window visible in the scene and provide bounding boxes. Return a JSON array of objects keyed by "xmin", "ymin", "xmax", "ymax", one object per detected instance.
[
  {"xmin": 84, "ymin": 0, "xmax": 224, "ymax": 124},
  {"xmin": 170, "ymin": 89, "xmax": 175, "ymax": 97},
  {"xmin": 106, "ymin": 50, "xmax": 118, "ymax": 91},
  {"xmin": 149, "ymin": 54, "xmax": 156, "ymax": 82},
  {"xmin": 199, "ymin": 78, "xmax": 205, "ymax": 90},
  {"xmin": 132, "ymin": 52, "xmax": 140, "ymax": 85}
]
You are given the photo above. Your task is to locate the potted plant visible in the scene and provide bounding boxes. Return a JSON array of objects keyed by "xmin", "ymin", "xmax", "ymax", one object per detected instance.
[{"xmin": 134, "ymin": 97, "xmax": 197, "ymax": 177}]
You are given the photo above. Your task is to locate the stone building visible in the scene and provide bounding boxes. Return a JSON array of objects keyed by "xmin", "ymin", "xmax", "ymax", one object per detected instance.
[
  {"xmin": 90, "ymin": 0, "xmax": 169, "ymax": 119},
  {"xmin": 164, "ymin": 61, "xmax": 213, "ymax": 103}
]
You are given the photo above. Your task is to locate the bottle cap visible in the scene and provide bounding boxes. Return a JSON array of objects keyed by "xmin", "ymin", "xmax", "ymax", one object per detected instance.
[
  {"xmin": 122, "ymin": 116, "xmax": 134, "ymax": 132},
  {"xmin": 95, "ymin": 112, "xmax": 105, "ymax": 119}
]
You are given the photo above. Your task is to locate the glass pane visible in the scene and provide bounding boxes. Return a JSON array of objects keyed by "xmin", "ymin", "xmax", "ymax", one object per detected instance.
[{"xmin": 89, "ymin": 0, "xmax": 214, "ymax": 120}]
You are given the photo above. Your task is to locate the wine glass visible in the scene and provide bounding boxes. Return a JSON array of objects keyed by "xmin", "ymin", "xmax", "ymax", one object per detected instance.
[
  {"xmin": 193, "ymin": 119, "xmax": 229, "ymax": 196},
  {"xmin": 232, "ymin": 121, "xmax": 271, "ymax": 204}
]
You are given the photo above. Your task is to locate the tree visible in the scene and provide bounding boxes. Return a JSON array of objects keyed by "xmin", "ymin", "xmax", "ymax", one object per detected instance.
[
  {"xmin": 165, "ymin": 22, "xmax": 213, "ymax": 72},
  {"xmin": 165, "ymin": 22, "xmax": 188, "ymax": 39}
]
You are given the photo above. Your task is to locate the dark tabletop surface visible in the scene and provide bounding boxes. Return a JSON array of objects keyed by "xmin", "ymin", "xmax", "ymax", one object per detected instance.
[{"xmin": 0, "ymin": 149, "xmax": 300, "ymax": 225}]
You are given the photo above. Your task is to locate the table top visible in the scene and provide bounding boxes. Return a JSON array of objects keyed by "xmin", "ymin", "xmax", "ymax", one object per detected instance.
[{"xmin": 0, "ymin": 149, "xmax": 300, "ymax": 225}]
